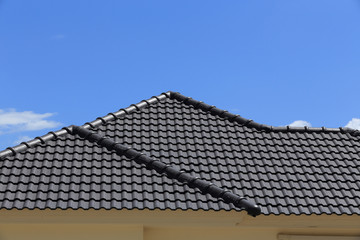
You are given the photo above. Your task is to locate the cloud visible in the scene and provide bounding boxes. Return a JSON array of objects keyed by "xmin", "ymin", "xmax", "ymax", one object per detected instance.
[
  {"xmin": 287, "ymin": 120, "xmax": 312, "ymax": 127},
  {"xmin": 14, "ymin": 136, "xmax": 32, "ymax": 145},
  {"xmin": 0, "ymin": 109, "xmax": 61, "ymax": 134},
  {"xmin": 345, "ymin": 118, "xmax": 360, "ymax": 130},
  {"xmin": 51, "ymin": 34, "xmax": 65, "ymax": 39}
]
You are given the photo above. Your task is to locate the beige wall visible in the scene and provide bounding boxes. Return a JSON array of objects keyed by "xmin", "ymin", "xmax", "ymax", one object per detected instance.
[
  {"xmin": 0, "ymin": 210, "xmax": 359, "ymax": 240},
  {"xmin": 0, "ymin": 224, "xmax": 143, "ymax": 240}
]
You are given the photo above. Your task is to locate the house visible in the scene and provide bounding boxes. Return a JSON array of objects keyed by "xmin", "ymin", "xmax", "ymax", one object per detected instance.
[{"xmin": 0, "ymin": 91, "xmax": 359, "ymax": 240}]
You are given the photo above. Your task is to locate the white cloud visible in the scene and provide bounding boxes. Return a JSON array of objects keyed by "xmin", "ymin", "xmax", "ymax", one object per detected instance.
[
  {"xmin": 345, "ymin": 118, "xmax": 360, "ymax": 130},
  {"xmin": 0, "ymin": 109, "xmax": 61, "ymax": 134},
  {"xmin": 14, "ymin": 136, "xmax": 32, "ymax": 145},
  {"xmin": 288, "ymin": 120, "xmax": 312, "ymax": 127}
]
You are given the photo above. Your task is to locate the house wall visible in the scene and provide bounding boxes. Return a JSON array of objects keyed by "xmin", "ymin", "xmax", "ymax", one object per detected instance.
[
  {"xmin": 0, "ymin": 209, "xmax": 359, "ymax": 240},
  {"xmin": 0, "ymin": 224, "xmax": 143, "ymax": 240}
]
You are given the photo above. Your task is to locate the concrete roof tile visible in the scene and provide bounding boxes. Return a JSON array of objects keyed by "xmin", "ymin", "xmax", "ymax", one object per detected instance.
[{"xmin": 0, "ymin": 91, "xmax": 359, "ymax": 215}]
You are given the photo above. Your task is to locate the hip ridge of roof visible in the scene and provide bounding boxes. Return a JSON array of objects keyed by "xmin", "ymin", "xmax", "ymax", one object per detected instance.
[
  {"xmin": 169, "ymin": 91, "xmax": 360, "ymax": 137},
  {"xmin": 2, "ymin": 90, "xmax": 359, "ymax": 160}
]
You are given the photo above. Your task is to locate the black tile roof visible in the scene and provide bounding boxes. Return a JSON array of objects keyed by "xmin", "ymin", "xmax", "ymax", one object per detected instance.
[{"xmin": 1, "ymin": 91, "xmax": 359, "ymax": 216}]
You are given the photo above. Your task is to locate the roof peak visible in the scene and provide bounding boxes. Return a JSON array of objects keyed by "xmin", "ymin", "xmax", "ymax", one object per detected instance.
[
  {"xmin": 1, "ymin": 90, "xmax": 359, "ymax": 160},
  {"xmin": 0, "ymin": 92, "xmax": 170, "ymax": 160}
]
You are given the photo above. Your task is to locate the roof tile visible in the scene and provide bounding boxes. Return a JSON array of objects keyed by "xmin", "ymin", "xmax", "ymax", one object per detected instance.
[{"xmin": 0, "ymin": 92, "xmax": 359, "ymax": 215}]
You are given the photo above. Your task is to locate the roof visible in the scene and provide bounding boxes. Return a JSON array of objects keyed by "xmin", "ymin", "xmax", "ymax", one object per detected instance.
[{"xmin": 1, "ymin": 91, "xmax": 360, "ymax": 216}]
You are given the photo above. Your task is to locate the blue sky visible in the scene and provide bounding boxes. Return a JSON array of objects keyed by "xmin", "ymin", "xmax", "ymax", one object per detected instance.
[{"xmin": 1, "ymin": 0, "xmax": 360, "ymax": 150}]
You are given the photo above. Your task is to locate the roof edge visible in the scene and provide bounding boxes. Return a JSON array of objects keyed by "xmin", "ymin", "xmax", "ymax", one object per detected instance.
[
  {"xmin": 2, "ymin": 90, "xmax": 359, "ymax": 160},
  {"xmin": 169, "ymin": 91, "xmax": 360, "ymax": 136},
  {"xmin": 0, "ymin": 91, "xmax": 171, "ymax": 160}
]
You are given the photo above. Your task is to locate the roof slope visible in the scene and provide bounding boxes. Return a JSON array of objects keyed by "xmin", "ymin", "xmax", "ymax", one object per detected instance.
[{"xmin": 1, "ymin": 91, "xmax": 360, "ymax": 215}]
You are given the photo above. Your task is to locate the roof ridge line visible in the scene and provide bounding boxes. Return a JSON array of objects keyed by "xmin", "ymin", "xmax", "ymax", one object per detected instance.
[
  {"xmin": 81, "ymin": 91, "xmax": 170, "ymax": 130},
  {"xmin": 0, "ymin": 91, "xmax": 171, "ymax": 160},
  {"xmin": 72, "ymin": 125, "xmax": 262, "ymax": 217},
  {"xmin": 169, "ymin": 91, "xmax": 360, "ymax": 136}
]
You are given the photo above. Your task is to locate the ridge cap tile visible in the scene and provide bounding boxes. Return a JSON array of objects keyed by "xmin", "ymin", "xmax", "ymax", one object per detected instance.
[
  {"xmin": 170, "ymin": 92, "xmax": 351, "ymax": 136},
  {"xmin": 0, "ymin": 91, "xmax": 359, "ymax": 216},
  {"xmin": 0, "ymin": 92, "xmax": 170, "ymax": 160}
]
